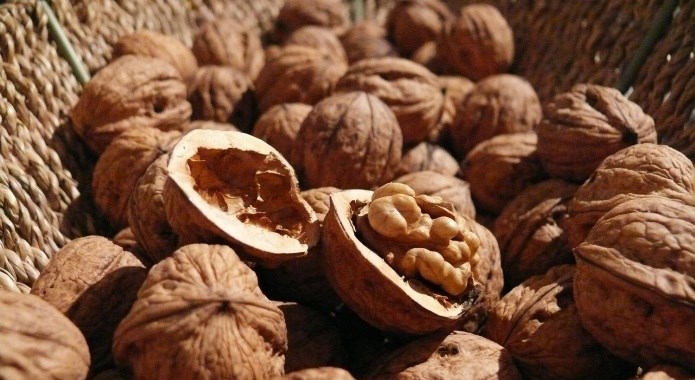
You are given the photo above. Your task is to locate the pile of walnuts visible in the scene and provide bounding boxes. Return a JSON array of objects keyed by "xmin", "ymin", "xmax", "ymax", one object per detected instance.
[{"xmin": 3, "ymin": 0, "xmax": 693, "ymax": 379}]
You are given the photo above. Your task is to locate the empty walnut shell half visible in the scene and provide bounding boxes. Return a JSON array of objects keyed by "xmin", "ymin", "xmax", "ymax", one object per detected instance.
[
  {"xmin": 284, "ymin": 26, "xmax": 348, "ymax": 65},
  {"xmin": 537, "ymin": 84, "xmax": 657, "ymax": 183},
  {"xmin": 386, "ymin": 0, "xmax": 453, "ymax": 56},
  {"xmin": 164, "ymin": 129, "xmax": 320, "ymax": 266},
  {"xmin": 574, "ymin": 196, "xmax": 695, "ymax": 370},
  {"xmin": 339, "ymin": 21, "xmax": 398, "ymax": 64},
  {"xmin": 394, "ymin": 170, "xmax": 475, "ymax": 219},
  {"xmin": 637, "ymin": 365, "xmax": 695, "ymax": 380},
  {"xmin": 274, "ymin": 0, "xmax": 350, "ymax": 38},
  {"xmin": 276, "ymin": 367, "xmax": 356, "ymax": 380},
  {"xmin": 252, "ymin": 103, "xmax": 312, "ymax": 168}
]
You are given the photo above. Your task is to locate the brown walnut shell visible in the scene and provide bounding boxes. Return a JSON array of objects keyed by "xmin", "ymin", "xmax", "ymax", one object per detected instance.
[
  {"xmin": 30, "ymin": 236, "xmax": 147, "ymax": 371},
  {"xmin": 0, "ymin": 291, "xmax": 90, "ymax": 380},
  {"xmin": 276, "ymin": 367, "xmax": 356, "ymax": 380},
  {"xmin": 574, "ymin": 196, "xmax": 695, "ymax": 370},
  {"xmin": 484, "ymin": 264, "xmax": 635, "ymax": 379},
  {"xmin": 275, "ymin": 0, "xmax": 350, "ymax": 38},
  {"xmin": 70, "ymin": 55, "xmax": 191, "ymax": 155},
  {"xmin": 395, "ymin": 142, "xmax": 460, "ymax": 178},
  {"xmin": 339, "ymin": 21, "xmax": 398, "ymax": 64},
  {"xmin": 394, "ymin": 170, "xmax": 475, "ymax": 219},
  {"xmin": 292, "ymin": 92, "xmax": 403, "ymax": 189},
  {"xmin": 494, "ymin": 179, "xmax": 578, "ymax": 289},
  {"xmin": 437, "ymin": 4, "xmax": 514, "ymax": 80},
  {"xmin": 638, "ymin": 365, "xmax": 695, "ymax": 380},
  {"xmin": 537, "ymin": 84, "xmax": 657, "ymax": 183},
  {"xmin": 335, "ymin": 57, "xmax": 445, "ymax": 146},
  {"xmin": 284, "ymin": 26, "xmax": 348, "ymax": 65},
  {"xmin": 163, "ymin": 129, "xmax": 320, "ymax": 266},
  {"xmin": 252, "ymin": 103, "xmax": 313, "ymax": 168},
  {"xmin": 565, "ymin": 143, "xmax": 695, "ymax": 248},
  {"xmin": 113, "ymin": 244, "xmax": 287, "ymax": 379},
  {"xmin": 386, "ymin": 0, "xmax": 453, "ymax": 56},
  {"xmin": 429, "ymin": 75, "xmax": 475, "ymax": 145}
]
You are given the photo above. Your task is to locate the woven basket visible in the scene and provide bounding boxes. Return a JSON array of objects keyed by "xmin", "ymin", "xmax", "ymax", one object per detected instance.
[{"xmin": 0, "ymin": 0, "xmax": 692, "ymax": 293}]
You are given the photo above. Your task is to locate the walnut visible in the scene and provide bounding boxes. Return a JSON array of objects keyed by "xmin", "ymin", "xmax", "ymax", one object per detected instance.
[
  {"xmin": 395, "ymin": 142, "xmax": 460, "ymax": 178},
  {"xmin": 574, "ymin": 196, "xmax": 695, "ymax": 370},
  {"xmin": 322, "ymin": 185, "xmax": 482, "ymax": 335},
  {"xmin": 70, "ymin": 55, "xmax": 191, "ymax": 155},
  {"xmin": 565, "ymin": 143, "xmax": 695, "ymax": 248},
  {"xmin": 181, "ymin": 120, "xmax": 239, "ymax": 133},
  {"xmin": 483, "ymin": 265, "xmax": 635, "ymax": 380},
  {"xmin": 493, "ymin": 179, "xmax": 578, "ymax": 289},
  {"xmin": 451, "ymin": 74, "xmax": 541, "ymax": 157},
  {"xmin": 365, "ymin": 331, "xmax": 523, "ymax": 379},
  {"xmin": 275, "ymin": 367, "xmax": 355, "ymax": 380},
  {"xmin": 437, "ymin": 4, "xmax": 514, "ymax": 80},
  {"xmin": 187, "ymin": 65, "xmax": 257, "ymax": 132},
  {"xmin": 386, "ymin": 0, "xmax": 453, "ymax": 56},
  {"xmin": 192, "ymin": 19, "xmax": 265, "ymax": 80},
  {"xmin": 92, "ymin": 127, "xmax": 180, "ymax": 230},
  {"xmin": 638, "ymin": 365, "xmax": 695, "ymax": 380},
  {"xmin": 462, "ymin": 132, "xmax": 547, "ymax": 214},
  {"xmin": 292, "ymin": 92, "xmax": 402, "ymax": 189},
  {"xmin": 255, "ymin": 45, "xmax": 347, "ymax": 112},
  {"xmin": 429, "ymin": 75, "xmax": 475, "ymax": 145},
  {"xmin": 113, "ymin": 244, "xmax": 287, "ymax": 379},
  {"xmin": 410, "ymin": 41, "xmax": 446, "ymax": 74},
  {"xmin": 339, "ymin": 21, "xmax": 398, "ymax": 64},
  {"xmin": 274, "ymin": 0, "xmax": 350, "ymax": 38},
  {"xmin": 335, "ymin": 57, "xmax": 445, "ymax": 146},
  {"xmin": 112, "ymin": 30, "xmax": 198, "ymax": 83},
  {"xmin": 163, "ymin": 130, "xmax": 320, "ymax": 266},
  {"xmin": 537, "ymin": 84, "xmax": 657, "ymax": 182},
  {"xmin": 394, "ymin": 171, "xmax": 475, "ymax": 219},
  {"xmin": 30, "ymin": 236, "xmax": 147, "ymax": 372},
  {"xmin": 252, "ymin": 103, "xmax": 313, "ymax": 168},
  {"xmin": 284, "ymin": 26, "xmax": 348, "ymax": 65},
  {"xmin": 0, "ymin": 291, "xmax": 90, "ymax": 379}
]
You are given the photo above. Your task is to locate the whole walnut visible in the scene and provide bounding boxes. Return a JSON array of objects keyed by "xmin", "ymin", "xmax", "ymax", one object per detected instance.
[
  {"xmin": 252, "ymin": 103, "xmax": 313, "ymax": 167},
  {"xmin": 70, "ymin": 55, "xmax": 191, "ymax": 155},
  {"xmin": 484, "ymin": 265, "xmax": 635, "ymax": 380},
  {"xmin": 394, "ymin": 170, "xmax": 475, "ymax": 218},
  {"xmin": 113, "ymin": 244, "xmax": 288, "ymax": 379},
  {"xmin": 462, "ymin": 132, "xmax": 547, "ymax": 214},
  {"xmin": 437, "ymin": 4, "xmax": 514, "ymax": 80},
  {"xmin": 429, "ymin": 75, "xmax": 475, "ymax": 145},
  {"xmin": 276, "ymin": 367, "xmax": 355, "ymax": 380},
  {"xmin": 565, "ymin": 143, "xmax": 695, "ymax": 248},
  {"xmin": 188, "ymin": 65, "xmax": 257, "ymax": 131},
  {"xmin": 395, "ymin": 142, "xmax": 460, "ymax": 178},
  {"xmin": 255, "ymin": 45, "xmax": 347, "ymax": 112},
  {"xmin": 274, "ymin": 0, "xmax": 350, "ymax": 38},
  {"xmin": 386, "ymin": 0, "xmax": 453, "ymax": 56},
  {"xmin": 292, "ymin": 92, "xmax": 403, "ymax": 189},
  {"xmin": 284, "ymin": 26, "xmax": 348, "ymax": 65},
  {"xmin": 537, "ymin": 84, "xmax": 657, "ymax": 183},
  {"xmin": 0, "ymin": 290, "xmax": 90, "ymax": 379},
  {"xmin": 30, "ymin": 236, "xmax": 147, "ymax": 371},
  {"xmin": 637, "ymin": 365, "xmax": 695, "ymax": 380},
  {"xmin": 112, "ymin": 30, "xmax": 198, "ymax": 83},
  {"xmin": 494, "ymin": 179, "xmax": 578, "ymax": 289},
  {"xmin": 574, "ymin": 196, "xmax": 695, "ymax": 370},
  {"xmin": 451, "ymin": 74, "xmax": 541, "ymax": 157},
  {"xmin": 335, "ymin": 57, "xmax": 445, "ymax": 146},
  {"xmin": 192, "ymin": 19, "xmax": 265, "ymax": 80},
  {"xmin": 339, "ymin": 21, "xmax": 398, "ymax": 64}
]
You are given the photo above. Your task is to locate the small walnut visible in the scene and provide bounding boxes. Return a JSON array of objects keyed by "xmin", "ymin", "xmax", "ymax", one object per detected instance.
[
  {"xmin": 537, "ymin": 84, "xmax": 657, "ymax": 183},
  {"xmin": 0, "ymin": 291, "xmax": 90, "ymax": 380},
  {"xmin": 276, "ymin": 367, "xmax": 355, "ymax": 380},
  {"xmin": 638, "ymin": 365, "xmax": 695, "ymax": 380},
  {"xmin": 292, "ymin": 92, "xmax": 402, "ymax": 189},
  {"xmin": 70, "ymin": 55, "xmax": 191, "ymax": 155},
  {"xmin": 394, "ymin": 170, "xmax": 475, "ymax": 219},
  {"xmin": 386, "ymin": 0, "xmax": 453, "ymax": 56},
  {"xmin": 335, "ymin": 57, "xmax": 445, "ymax": 146},
  {"xmin": 429, "ymin": 75, "xmax": 475, "ymax": 144},
  {"xmin": 339, "ymin": 21, "xmax": 398, "ymax": 64},
  {"xmin": 395, "ymin": 142, "xmax": 460, "ymax": 178},
  {"xmin": 275, "ymin": 0, "xmax": 350, "ymax": 38},
  {"xmin": 30, "ymin": 236, "xmax": 147, "ymax": 371},
  {"xmin": 188, "ymin": 65, "xmax": 257, "ymax": 131},
  {"xmin": 285, "ymin": 26, "xmax": 348, "ymax": 65},
  {"xmin": 112, "ymin": 30, "xmax": 198, "ymax": 83},
  {"xmin": 255, "ymin": 45, "xmax": 347, "ymax": 112},
  {"xmin": 493, "ymin": 179, "xmax": 578, "ymax": 289},
  {"xmin": 483, "ymin": 265, "xmax": 635, "ymax": 380},
  {"xmin": 462, "ymin": 132, "xmax": 547, "ymax": 214},
  {"xmin": 192, "ymin": 19, "xmax": 265, "ymax": 80},
  {"xmin": 575, "ymin": 196, "xmax": 695, "ymax": 370},
  {"xmin": 451, "ymin": 74, "xmax": 541, "ymax": 157},
  {"xmin": 437, "ymin": 4, "xmax": 514, "ymax": 80},
  {"xmin": 113, "ymin": 244, "xmax": 287, "ymax": 379},
  {"xmin": 253, "ymin": 103, "xmax": 313, "ymax": 167}
]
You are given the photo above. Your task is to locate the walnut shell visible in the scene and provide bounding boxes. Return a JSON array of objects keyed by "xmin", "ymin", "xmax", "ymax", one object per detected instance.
[
  {"xmin": 394, "ymin": 170, "xmax": 475, "ymax": 219},
  {"xmin": 255, "ymin": 45, "xmax": 347, "ymax": 112},
  {"xmin": 284, "ymin": 26, "xmax": 348, "ymax": 65},
  {"xmin": 30, "ymin": 236, "xmax": 146, "ymax": 371},
  {"xmin": 638, "ymin": 365, "xmax": 695, "ymax": 380},
  {"xmin": 113, "ymin": 244, "xmax": 287, "ymax": 379},
  {"xmin": 292, "ymin": 92, "xmax": 403, "ymax": 189},
  {"xmin": 574, "ymin": 196, "xmax": 695, "ymax": 370},
  {"xmin": 429, "ymin": 75, "xmax": 475, "ymax": 145},
  {"xmin": 112, "ymin": 30, "xmax": 198, "ymax": 83},
  {"xmin": 252, "ymin": 103, "xmax": 313, "ymax": 168},
  {"xmin": 462, "ymin": 132, "xmax": 547, "ymax": 214},
  {"xmin": 494, "ymin": 179, "xmax": 578, "ymax": 289},
  {"xmin": 70, "ymin": 55, "xmax": 191, "ymax": 155},
  {"xmin": 365, "ymin": 331, "xmax": 522, "ymax": 379},
  {"xmin": 386, "ymin": 0, "xmax": 453, "ymax": 56},
  {"xmin": 437, "ymin": 4, "xmax": 514, "ymax": 80},
  {"xmin": 395, "ymin": 142, "xmax": 460, "ymax": 178},
  {"xmin": 335, "ymin": 57, "xmax": 445, "ymax": 146},
  {"xmin": 275, "ymin": 0, "xmax": 350, "ymax": 38},
  {"xmin": 565, "ymin": 143, "xmax": 695, "ymax": 248},
  {"xmin": 92, "ymin": 127, "xmax": 180, "ymax": 230},
  {"xmin": 181, "ymin": 120, "xmax": 239, "ymax": 133},
  {"xmin": 192, "ymin": 19, "xmax": 265, "ymax": 80},
  {"xmin": 339, "ymin": 21, "xmax": 398, "ymax": 64},
  {"xmin": 537, "ymin": 84, "xmax": 657, "ymax": 182},
  {"xmin": 0, "ymin": 291, "xmax": 90, "ymax": 380},
  {"xmin": 163, "ymin": 130, "xmax": 320, "ymax": 266},
  {"xmin": 276, "ymin": 367, "xmax": 355, "ymax": 380},
  {"xmin": 484, "ymin": 265, "xmax": 635, "ymax": 379}
]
